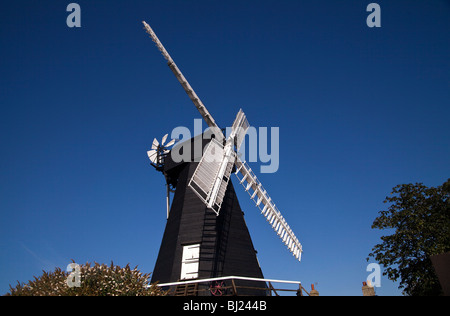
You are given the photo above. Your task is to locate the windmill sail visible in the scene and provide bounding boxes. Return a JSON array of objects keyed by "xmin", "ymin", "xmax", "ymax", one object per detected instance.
[
  {"xmin": 234, "ymin": 158, "xmax": 303, "ymax": 261},
  {"xmin": 188, "ymin": 109, "xmax": 249, "ymax": 215},
  {"xmin": 230, "ymin": 109, "xmax": 250, "ymax": 151},
  {"xmin": 188, "ymin": 139, "xmax": 235, "ymax": 215},
  {"xmin": 143, "ymin": 21, "xmax": 219, "ymax": 131}
]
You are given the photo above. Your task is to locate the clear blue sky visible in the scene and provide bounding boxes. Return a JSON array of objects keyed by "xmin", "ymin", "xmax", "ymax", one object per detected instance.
[{"xmin": 1, "ymin": 1, "xmax": 449, "ymax": 296}]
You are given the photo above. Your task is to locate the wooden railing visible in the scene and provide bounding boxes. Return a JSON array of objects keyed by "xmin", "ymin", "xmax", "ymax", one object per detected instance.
[{"xmin": 156, "ymin": 276, "xmax": 311, "ymax": 296}]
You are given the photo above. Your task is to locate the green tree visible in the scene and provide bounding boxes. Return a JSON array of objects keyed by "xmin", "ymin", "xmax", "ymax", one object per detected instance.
[
  {"xmin": 5, "ymin": 261, "xmax": 168, "ymax": 296},
  {"xmin": 368, "ymin": 179, "xmax": 450, "ymax": 296}
]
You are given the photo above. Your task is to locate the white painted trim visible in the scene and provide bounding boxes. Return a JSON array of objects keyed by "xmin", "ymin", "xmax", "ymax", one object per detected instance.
[{"xmin": 154, "ymin": 275, "xmax": 301, "ymax": 288}]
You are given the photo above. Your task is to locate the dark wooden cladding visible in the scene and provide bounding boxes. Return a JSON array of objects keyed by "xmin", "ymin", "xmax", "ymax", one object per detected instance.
[{"xmin": 151, "ymin": 134, "xmax": 267, "ymax": 295}]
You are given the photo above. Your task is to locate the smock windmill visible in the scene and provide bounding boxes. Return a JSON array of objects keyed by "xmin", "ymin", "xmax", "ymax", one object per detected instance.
[{"xmin": 143, "ymin": 21, "xmax": 303, "ymax": 295}]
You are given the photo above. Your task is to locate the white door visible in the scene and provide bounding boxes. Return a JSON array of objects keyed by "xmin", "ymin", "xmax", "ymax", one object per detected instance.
[{"xmin": 180, "ymin": 244, "xmax": 200, "ymax": 280}]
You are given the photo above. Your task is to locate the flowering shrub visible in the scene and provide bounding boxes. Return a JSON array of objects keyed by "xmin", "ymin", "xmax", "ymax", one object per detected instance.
[{"xmin": 5, "ymin": 261, "xmax": 167, "ymax": 296}]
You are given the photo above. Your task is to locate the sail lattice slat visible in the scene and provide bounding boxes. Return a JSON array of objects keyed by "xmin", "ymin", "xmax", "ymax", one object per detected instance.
[{"xmin": 234, "ymin": 158, "xmax": 303, "ymax": 261}]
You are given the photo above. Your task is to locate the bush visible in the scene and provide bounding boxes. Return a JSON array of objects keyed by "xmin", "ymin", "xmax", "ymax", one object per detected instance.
[{"xmin": 5, "ymin": 261, "xmax": 168, "ymax": 296}]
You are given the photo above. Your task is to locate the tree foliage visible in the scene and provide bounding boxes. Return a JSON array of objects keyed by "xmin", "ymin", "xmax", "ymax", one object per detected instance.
[
  {"xmin": 368, "ymin": 179, "xmax": 450, "ymax": 296},
  {"xmin": 5, "ymin": 261, "xmax": 168, "ymax": 296}
]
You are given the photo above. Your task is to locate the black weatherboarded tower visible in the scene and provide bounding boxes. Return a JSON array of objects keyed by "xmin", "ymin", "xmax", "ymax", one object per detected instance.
[
  {"xmin": 151, "ymin": 134, "xmax": 267, "ymax": 295},
  {"xmin": 143, "ymin": 21, "xmax": 303, "ymax": 296}
]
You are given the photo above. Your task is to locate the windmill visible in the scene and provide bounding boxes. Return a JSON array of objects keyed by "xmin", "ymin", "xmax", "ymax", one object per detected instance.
[{"xmin": 143, "ymin": 21, "xmax": 303, "ymax": 295}]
